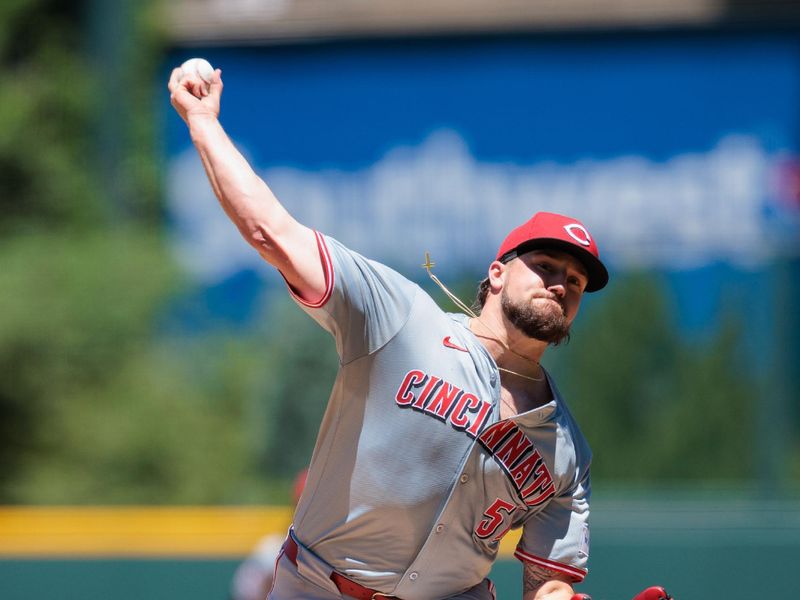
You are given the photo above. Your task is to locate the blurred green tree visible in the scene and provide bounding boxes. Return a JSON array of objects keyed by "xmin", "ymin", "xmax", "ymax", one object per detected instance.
[
  {"xmin": 255, "ymin": 297, "xmax": 340, "ymax": 479},
  {"xmin": 546, "ymin": 273, "xmax": 756, "ymax": 483},
  {"xmin": 0, "ymin": 0, "xmax": 303, "ymax": 504}
]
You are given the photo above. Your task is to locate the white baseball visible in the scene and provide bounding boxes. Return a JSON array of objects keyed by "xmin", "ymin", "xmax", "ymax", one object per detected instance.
[{"xmin": 180, "ymin": 58, "xmax": 214, "ymax": 83}]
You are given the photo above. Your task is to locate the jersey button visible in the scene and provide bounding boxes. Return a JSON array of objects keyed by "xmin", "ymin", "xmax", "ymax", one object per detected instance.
[
  {"xmin": 435, "ymin": 524, "xmax": 445, "ymax": 533},
  {"xmin": 490, "ymin": 372, "xmax": 497, "ymax": 386},
  {"xmin": 460, "ymin": 473, "xmax": 469, "ymax": 483},
  {"xmin": 409, "ymin": 572, "xmax": 419, "ymax": 581}
]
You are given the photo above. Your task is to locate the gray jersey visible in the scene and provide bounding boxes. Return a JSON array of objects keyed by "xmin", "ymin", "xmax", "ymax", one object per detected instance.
[{"xmin": 286, "ymin": 233, "xmax": 591, "ymax": 600}]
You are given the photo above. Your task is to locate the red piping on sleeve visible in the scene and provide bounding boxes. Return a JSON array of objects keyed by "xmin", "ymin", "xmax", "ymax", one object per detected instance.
[
  {"xmin": 514, "ymin": 548, "xmax": 587, "ymax": 582},
  {"xmin": 284, "ymin": 231, "xmax": 334, "ymax": 308}
]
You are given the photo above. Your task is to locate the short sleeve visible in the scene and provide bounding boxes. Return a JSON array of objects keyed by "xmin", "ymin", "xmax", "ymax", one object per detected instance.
[
  {"xmin": 514, "ymin": 469, "xmax": 591, "ymax": 583},
  {"xmin": 286, "ymin": 232, "xmax": 418, "ymax": 363}
]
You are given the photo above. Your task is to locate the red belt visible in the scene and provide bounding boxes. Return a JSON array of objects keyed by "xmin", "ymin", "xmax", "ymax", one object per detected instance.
[{"xmin": 282, "ymin": 534, "xmax": 401, "ymax": 600}]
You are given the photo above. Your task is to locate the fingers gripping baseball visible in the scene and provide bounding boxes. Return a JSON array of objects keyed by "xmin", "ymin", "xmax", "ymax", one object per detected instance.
[{"xmin": 168, "ymin": 62, "xmax": 223, "ymax": 125}]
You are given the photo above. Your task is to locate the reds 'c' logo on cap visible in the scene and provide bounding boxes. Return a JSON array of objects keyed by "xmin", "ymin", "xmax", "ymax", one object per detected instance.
[
  {"xmin": 563, "ymin": 223, "xmax": 592, "ymax": 246},
  {"xmin": 495, "ymin": 212, "xmax": 609, "ymax": 292}
]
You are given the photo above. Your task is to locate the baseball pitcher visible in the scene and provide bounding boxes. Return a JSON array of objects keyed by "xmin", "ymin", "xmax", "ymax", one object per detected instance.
[{"xmin": 168, "ymin": 63, "xmax": 670, "ymax": 600}]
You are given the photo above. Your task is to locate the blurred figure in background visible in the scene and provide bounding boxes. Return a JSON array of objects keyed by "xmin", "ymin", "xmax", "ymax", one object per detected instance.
[{"xmin": 230, "ymin": 469, "xmax": 308, "ymax": 600}]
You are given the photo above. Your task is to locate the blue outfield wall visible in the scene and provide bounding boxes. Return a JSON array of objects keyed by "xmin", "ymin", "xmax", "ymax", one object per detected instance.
[{"xmin": 163, "ymin": 31, "xmax": 800, "ymax": 295}]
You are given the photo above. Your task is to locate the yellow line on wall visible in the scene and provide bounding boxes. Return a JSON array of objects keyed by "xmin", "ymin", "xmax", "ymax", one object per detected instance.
[
  {"xmin": 0, "ymin": 507, "xmax": 292, "ymax": 557},
  {"xmin": 0, "ymin": 507, "xmax": 521, "ymax": 558}
]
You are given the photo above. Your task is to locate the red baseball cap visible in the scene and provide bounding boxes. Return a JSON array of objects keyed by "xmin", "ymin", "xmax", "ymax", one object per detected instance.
[{"xmin": 496, "ymin": 212, "xmax": 609, "ymax": 292}]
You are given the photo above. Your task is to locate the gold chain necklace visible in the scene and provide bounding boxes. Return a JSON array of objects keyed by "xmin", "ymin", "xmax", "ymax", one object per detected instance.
[
  {"xmin": 471, "ymin": 327, "xmax": 544, "ymax": 383},
  {"xmin": 422, "ymin": 252, "xmax": 544, "ymax": 383},
  {"xmin": 498, "ymin": 366, "xmax": 543, "ymax": 383}
]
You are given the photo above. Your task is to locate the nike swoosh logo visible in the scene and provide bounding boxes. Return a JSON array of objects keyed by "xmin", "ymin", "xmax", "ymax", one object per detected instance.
[{"xmin": 443, "ymin": 336, "xmax": 469, "ymax": 352}]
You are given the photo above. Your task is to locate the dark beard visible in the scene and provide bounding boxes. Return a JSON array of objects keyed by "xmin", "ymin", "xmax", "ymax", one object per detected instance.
[{"xmin": 501, "ymin": 288, "xmax": 571, "ymax": 346}]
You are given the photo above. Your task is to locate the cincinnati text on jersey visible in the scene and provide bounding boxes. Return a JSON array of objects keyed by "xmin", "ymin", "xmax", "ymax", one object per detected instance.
[{"xmin": 394, "ymin": 369, "xmax": 556, "ymax": 508}]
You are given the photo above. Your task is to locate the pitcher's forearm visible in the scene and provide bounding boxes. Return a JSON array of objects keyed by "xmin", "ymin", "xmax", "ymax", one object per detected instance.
[
  {"xmin": 168, "ymin": 65, "xmax": 325, "ymax": 300},
  {"xmin": 188, "ymin": 114, "xmax": 295, "ymax": 265}
]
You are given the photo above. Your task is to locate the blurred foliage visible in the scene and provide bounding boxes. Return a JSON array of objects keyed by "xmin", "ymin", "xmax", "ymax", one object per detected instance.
[
  {"xmin": 0, "ymin": 0, "xmax": 305, "ymax": 504},
  {"xmin": 254, "ymin": 297, "xmax": 339, "ymax": 479},
  {"xmin": 545, "ymin": 273, "xmax": 756, "ymax": 482},
  {"xmin": 0, "ymin": 1, "xmax": 100, "ymax": 232},
  {"xmin": 0, "ymin": 231, "xmax": 175, "ymax": 491}
]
